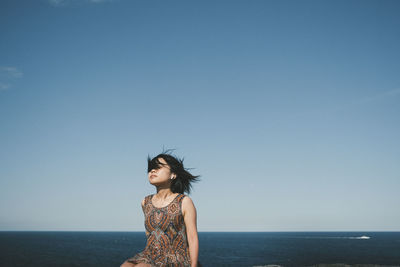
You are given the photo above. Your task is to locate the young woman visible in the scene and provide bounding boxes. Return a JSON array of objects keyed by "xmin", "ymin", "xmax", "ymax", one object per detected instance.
[{"xmin": 121, "ymin": 150, "xmax": 201, "ymax": 267}]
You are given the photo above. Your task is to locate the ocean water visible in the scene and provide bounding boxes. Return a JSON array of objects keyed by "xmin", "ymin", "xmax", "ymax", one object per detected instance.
[{"xmin": 0, "ymin": 231, "xmax": 399, "ymax": 267}]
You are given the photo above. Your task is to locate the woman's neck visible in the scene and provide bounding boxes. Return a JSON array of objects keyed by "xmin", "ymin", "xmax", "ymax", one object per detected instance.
[{"xmin": 155, "ymin": 188, "xmax": 176, "ymax": 200}]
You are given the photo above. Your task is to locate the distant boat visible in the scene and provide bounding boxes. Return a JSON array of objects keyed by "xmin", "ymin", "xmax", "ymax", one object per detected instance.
[{"xmin": 358, "ymin": 235, "xmax": 370, "ymax": 239}]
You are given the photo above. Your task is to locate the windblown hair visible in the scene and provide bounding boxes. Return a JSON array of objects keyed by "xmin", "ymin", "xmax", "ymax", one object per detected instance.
[{"xmin": 147, "ymin": 148, "xmax": 201, "ymax": 194}]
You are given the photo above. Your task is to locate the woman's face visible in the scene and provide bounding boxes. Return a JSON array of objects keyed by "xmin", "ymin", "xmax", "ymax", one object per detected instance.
[{"xmin": 148, "ymin": 157, "xmax": 174, "ymax": 186}]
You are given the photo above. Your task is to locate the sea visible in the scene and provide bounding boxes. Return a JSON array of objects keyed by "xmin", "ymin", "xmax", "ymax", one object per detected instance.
[{"xmin": 0, "ymin": 231, "xmax": 399, "ymax": 267}]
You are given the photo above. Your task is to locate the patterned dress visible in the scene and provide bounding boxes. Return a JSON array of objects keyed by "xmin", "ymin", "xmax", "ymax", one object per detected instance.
[{"xmin": 126, "ymin": 193, "xmax": 192, "ymax": 267}]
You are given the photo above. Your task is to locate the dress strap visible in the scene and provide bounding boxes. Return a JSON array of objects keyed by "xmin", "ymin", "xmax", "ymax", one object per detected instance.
[
  {"xmin": 177, "ymin": 193, "xmax": 186, "ymax": 203},
  {"xmin": 144, "ymin": 194, "xmax": 153, "ymax": 206},
  {"xmin": 175, "ymin": 194, "xmax": 186, "ymax": 212}
]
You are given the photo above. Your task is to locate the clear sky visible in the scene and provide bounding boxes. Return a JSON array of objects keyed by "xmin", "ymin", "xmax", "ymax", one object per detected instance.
[{"xmin": 1, "ymin": 0, "xmax": 399, "ymax": 232}]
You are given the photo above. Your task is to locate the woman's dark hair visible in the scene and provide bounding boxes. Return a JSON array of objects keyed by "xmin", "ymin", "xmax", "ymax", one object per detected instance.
[{"xmin": 147, "ymin": 148, "xmax": 201, "ymax": 194}]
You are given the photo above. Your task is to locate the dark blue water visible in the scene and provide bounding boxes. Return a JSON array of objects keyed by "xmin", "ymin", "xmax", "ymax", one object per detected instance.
[{"xmin": 0, "ymin": 232, "xmax": 399, "ymax": 267}]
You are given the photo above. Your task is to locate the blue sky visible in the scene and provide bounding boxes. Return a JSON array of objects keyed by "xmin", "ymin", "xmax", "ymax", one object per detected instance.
[{"xmin": 0, "ymin": 0, "xmax": 399, "ymax": 231}]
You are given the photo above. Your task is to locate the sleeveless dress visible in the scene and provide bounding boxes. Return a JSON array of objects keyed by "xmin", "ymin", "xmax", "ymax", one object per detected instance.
[{"xmin": 126, "ymin": 193, "xmax": 192, "ymax": 267}]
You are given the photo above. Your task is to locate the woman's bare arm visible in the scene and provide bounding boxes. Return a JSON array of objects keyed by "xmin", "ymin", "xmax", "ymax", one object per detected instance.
[{"xmin": 182, "ymin": 196, "xmax": 199, "ymax": 267}]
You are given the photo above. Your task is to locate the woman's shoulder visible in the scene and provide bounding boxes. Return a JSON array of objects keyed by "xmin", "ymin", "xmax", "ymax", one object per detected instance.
[
  {"xmin": 180, "ymin": 194, "xmax": 195, "ymax": 205},
  {"xmin": 141, "ymin": 194, "xmax": 154, "ymax": 207},
  {"xmin": 178, "ymin": 193, "xmax": 190, "ymax": 201},
  {"xmin": 180, "ymin": 194, "xmax": 196, "ymax": 217}
]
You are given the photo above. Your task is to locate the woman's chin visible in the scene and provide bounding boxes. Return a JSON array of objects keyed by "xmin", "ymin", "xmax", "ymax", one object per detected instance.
[
  {"xmin": 149, "ymin": 179, "xmax": 169, "ymax": 187},
  {"xmin": 149, "ymin": 178, "xmax": 160, "ymax": 185}
]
